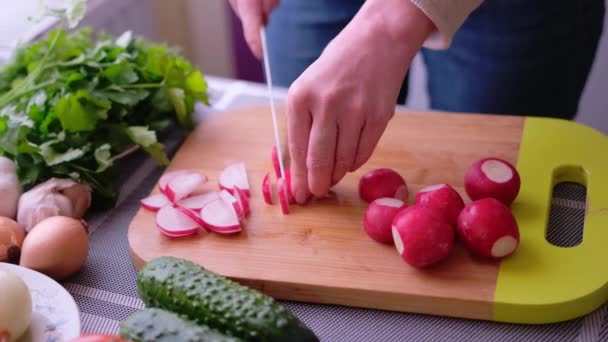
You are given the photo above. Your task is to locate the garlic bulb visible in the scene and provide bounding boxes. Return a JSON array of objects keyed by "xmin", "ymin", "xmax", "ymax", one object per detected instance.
[
  {"xmin": 0, "ymin": 156, "xmax": 21, "ymax": 219},
  {"xmin": 17, "ymin": 178, "xmax": 91, "ymax": 232}
]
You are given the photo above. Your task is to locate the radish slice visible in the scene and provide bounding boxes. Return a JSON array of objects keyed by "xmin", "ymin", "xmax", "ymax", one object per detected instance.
[
  {"xmin": 234, "ymin": 186, "xmax": 250, "ymax": 217},
  {"xmin": 283, "ymin": 170, "xmax": 296, "ymax": 204},
  {"xmin": 164, "ymin": 172, "xmax": 207, "ymax": 202},
  {"xmin": 176, "ymin": 192, "xmax": 220, "ymax": 210},
  {"xmin": 140, "ymin": 194, "xmax": 170, "ymax": 212},
  {"xmin": 262, "ymin": 173, "xmax": 275, "ymax": 205},
  {"xmin": 158, "ymin": 170, "xmax": 190, "ymax": 192},
  {"xmin": 175, "ymin": 206, "xmax": 209, "ymax": 232},
  {"xmin": 200, "ymin": 199, "xmax": 242, "ymax": 234},
  {"xmin": 272, "ymin": 146, "xmax": 281, "ymax": 178},
  {"xmin": 277, "ymin": 178, "xmax": 289, "ymax": 214},
  {"xmin": 218, "ymin": 162, "xmax": 250, "ymax": 197},
  {"xmin": 219, "ymin": 190, "xmax": 244, "ymax": 220},
  {"xmin": 156, "ymin": 205, "xmax": 199, "ymax": 237}
]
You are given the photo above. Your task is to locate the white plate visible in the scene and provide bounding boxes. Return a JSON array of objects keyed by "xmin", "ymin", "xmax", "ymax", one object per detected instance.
[{"xmin": 0, "ymin": 263, "xmax": 81, "ymax": 342}]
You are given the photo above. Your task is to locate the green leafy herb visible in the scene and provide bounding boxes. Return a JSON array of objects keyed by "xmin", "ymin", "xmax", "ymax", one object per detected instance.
[{"xmin": 0, "ymin": 25, "xmax": 209, "ymax": 206}]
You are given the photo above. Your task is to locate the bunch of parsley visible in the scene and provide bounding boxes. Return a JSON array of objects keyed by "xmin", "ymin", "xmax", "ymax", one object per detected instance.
[{"xmin": 0, "ymin": 27, "xmax": 208, "ymax": 207}]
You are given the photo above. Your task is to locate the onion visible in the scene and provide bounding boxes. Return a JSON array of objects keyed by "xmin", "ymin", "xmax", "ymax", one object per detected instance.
[
  {"xmin": 19, "ymin": 216, "xmax": 89, "ymax": 280},
  {"xmin": 0, "ymin": 269, "xmax": 32, "ymax": 342},
  {"xmin": 0, "ymin": 217, "xmax": 25, "ymax": 264}
]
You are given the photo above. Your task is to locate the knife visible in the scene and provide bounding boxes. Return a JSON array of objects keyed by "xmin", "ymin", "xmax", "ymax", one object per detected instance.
[{"xmin": 260, "ymin": 26, "xmax": 289, "ymax": 208}]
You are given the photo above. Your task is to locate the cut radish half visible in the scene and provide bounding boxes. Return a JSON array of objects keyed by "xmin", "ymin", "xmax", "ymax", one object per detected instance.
[
  {"xmin": 159, "ymin": 170, "xmax": 191, "ymax": 192},
  {"xmin": 277, "ymin": 178, "xmax": 289, "ymax": 214},
  {"xmin": 219, "ymin": 162, "xmax": 250, "ymax": 197},
  {"xmin": 140, "ymin": 193, "xmax": 170, "ymax": 212},
  {"xmin": 262, "ymin": 173, "xmax": 275, "ymax": 205},
  {"xmin": 164, "ymin": 172, "xmax": 207, "ymax": 202},
  {"xmin": 156, "ymin": 205, "xmax": 199, "ymax": 237},
  {"xmin": 219, "ymin": 190, "xmax": 244, "ymax": 220},
  {"xmin": 175, "ymin": 206, "xmax": 209, "ymax": 232},
  {"xmin": 176, "ymin": 192, "xmax": 220, "ymax": 210},
  {"xmin": 234, "ymin": 186, "xmax": 250, "ymax": 217},
  {"xmin": 200, "ymin": 199, "xmax": 242, "ymax": 234}
]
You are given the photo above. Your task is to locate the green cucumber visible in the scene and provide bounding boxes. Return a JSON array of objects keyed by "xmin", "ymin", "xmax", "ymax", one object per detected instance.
[
  {"xmin": 119, "ymin": 308, "xmax": 241, "ymax": 342},
  {"xmin": 137, "ymin": 256, "xmax": 318, "ymax": 342}
]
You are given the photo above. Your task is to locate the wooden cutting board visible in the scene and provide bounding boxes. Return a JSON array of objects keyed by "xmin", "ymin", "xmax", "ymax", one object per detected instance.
[{"xmin": 127, "ymin": 104, "xmax": 608, "ymax": 324}]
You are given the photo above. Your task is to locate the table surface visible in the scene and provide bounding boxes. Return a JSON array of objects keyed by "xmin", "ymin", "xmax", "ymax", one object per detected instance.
[{"xmin": 59, "ymin": 75, "xmax": 608, "ymax": 342}]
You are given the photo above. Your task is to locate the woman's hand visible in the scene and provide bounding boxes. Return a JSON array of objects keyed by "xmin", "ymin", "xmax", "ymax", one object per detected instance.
[
  {"xmin": 286, "ymin": 0, "xmax": 435, "ymax": 203},
  {"xmin": 228, "ymin": 0, "xmax": 279, "ymax": 58}
]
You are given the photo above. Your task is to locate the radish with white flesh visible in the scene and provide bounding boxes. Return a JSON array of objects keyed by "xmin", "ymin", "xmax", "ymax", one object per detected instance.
[
  {"xmin": 200, "ymin": 199, "xmax": 242, "ymax": 234},
  {"xmin": 158, "ymin": 170, "xmax": 191, "ymax": 192},
  {"xmin": 234, "ymin": 186, "xmax": 250, "ymax": 217},
  {"xmin": 363, "ymin": 198, "xmax": 407, "ymax": 244},
  {"xmin": 156, "ymin": 205, "xmax": 200, "ymax": 237},
  {"xmin": 272, "ymin": 146, "xmax": 281, "ymax": 178},
  {"xmin": 262, "ymin": 173, "xmax": 275, "ymax": 204},
  {"xmin": 176, "ymin": 192, "xmax": 220, "ymax": 210},
  {"xmin": 219, "ymin": 190, "xmax": 244, "ymax": 220},
  {"xmin": 391, "ymin": 205, "xmax": 454, "ymax": 268},
  {"xmin": 219, "ymin": 162, "xmax": 250, "ymax": 197},
  {"xmin": 175, "ymin": 206, "xmax": 209, "ymax": 232},
  {"xmin": 359, "ymin": 168, "xmax": 408, "ymax": 203},
  {"xmin": 164, "ymin": 172, "xmax": 207, "ymax": 202},
  {"xmin": 464, "ymin": 157, "xmax": 521, "ymax": 206},
  {"xmin": 415, "ymin": 183, "xmax": 464, "ymax": 226},
  {"xmin": 277, "ymin": 178, "xmax": 289, "ymax": 214},
  {"xmin": 140, "ymin": 193, "xmax": 170, "ymax": 212},
  {"xmin": 456, "ymin": 198, "xmax": 520, "ymax": 259}
]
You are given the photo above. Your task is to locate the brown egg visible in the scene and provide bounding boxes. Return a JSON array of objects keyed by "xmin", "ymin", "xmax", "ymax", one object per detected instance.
[{"xmin": 20, "ymin": 216, "xmax": 89, "ymax": 280}]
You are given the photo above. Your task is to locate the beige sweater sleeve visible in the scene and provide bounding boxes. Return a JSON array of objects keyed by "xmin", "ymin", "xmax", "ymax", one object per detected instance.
[{"xmin": 410, "ymin": 0, "xmax": 484, "ymax": 49}]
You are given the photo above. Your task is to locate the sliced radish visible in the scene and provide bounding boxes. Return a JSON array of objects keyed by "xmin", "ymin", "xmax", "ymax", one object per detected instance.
[
  {"xmin": 464, "ymin": 157, "xmax": 521, "ymax": 206},
  {"xmin": 164, "ymin": 172, "xmax": 207, "ymax": 202},
  {"xmin": 175, "ymin": 206, "xmax": 209, "ymax": 232},
  {"xmin": 140, "ymin": 193, "xmax": 170, "ymax": 212},
  {"xmin": 219, "ymin": 190, "xmax": 244, "ymax": 220},
  {"xmin": 283, "ymin": 170, "xmax": 296, "ymax": 204},
  {"xmin": 391, "ymin": 205, "xmax": 454, "ymax": 268},
  {"xmin": 176, "ymin": 192, "xmax": 220, "ymax": 210},
  {"xmin": 200, "ymin": 199, "xmax": 242, "ymax": 234},
  {"xmin": 277, "ymin": 178, "xmax": 289, "ymax": 214},
  {"xmin": 456, "ymin": 198, "xmax": 520, "ymax": 259},
  {"xmin": 262, "ymin": 173, "xmax": 275, "ymax": 205},
  {"xmin": 156, "ymin": 205, "xmax": 199, "ymax": 237},
  {"xmin": 415, "ymin": 183, "xmax": 464, "ymax": 226},
  {"xmin": 359, "ymin": 168, "xmax": 408, "ymax": 203},
  {"xmin": 158, "ymin": 170, "xmax": 191, "ymax": 192},
  {"xmin": 364, "ymin": 198, "xmax": 407, "ymax": 244},
  {"xmin": 272, "ymin": 146, "xmax": 281, "ymax": 178},
  {"xmin": 234, "ymin": 186, "xmax": 250, "ymax": 217},
  {"xmin": 218, "ymin": 162, "xmax": 250, "ymax": 197}
]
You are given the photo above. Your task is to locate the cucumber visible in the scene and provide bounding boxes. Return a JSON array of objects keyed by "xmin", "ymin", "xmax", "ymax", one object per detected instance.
[
  {"xmin": 137, "ymin": 256, "xmax": 318, "ymax": 342},
  {"xmin": 119, "ymin": 308, "xmax": 241, "ymax": 342}
]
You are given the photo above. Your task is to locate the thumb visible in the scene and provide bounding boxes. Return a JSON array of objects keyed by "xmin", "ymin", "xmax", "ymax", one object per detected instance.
[{"xmin": 236, "ymin": 1, "xmax": 264, "ymax": 59}]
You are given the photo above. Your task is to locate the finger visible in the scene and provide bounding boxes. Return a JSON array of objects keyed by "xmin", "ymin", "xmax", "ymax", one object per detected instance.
[
  {"xmin": 262, "ymin": 0, "xmax": 279, "ymax": 16},
  {"xmin": 287, "ymin": 88, "xmax": 312, "ymax": 204},
  {"xmin": 237, "ymin": 1, "xmax": 264, "ymax": 58},
  {"xmin": 331, "ymin": 120, "xmax": 361, "ymax": 186},
  {"xmin": 307, "ymin": 117, "xmax": 338, "ymax": 197},
  {"xmin": 350, "ymin": 120, "xmax": 387, "ymax": 171}
]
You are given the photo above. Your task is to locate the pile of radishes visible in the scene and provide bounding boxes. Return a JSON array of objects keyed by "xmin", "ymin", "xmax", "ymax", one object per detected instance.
[
  {"xmin": 361, "ymin": 157, "xmax": 521, "ymax": 268},
  {"xmin": 140, "ymin": 162, "xmax": 251, "ymax": 237}
]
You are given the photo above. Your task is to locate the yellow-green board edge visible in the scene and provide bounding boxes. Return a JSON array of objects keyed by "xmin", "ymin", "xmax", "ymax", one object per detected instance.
[{"xmin": 493, "ymin": 116, "xmax": 608, "ymax": 324}]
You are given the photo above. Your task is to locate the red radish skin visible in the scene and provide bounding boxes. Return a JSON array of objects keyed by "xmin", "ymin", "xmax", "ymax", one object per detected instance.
[
  {"xmin": 164, "ymin": 172, "xmax": 207, "ymax": 202},
  {"xmin": 391, "ymin": 205, "xmax": 454, "ymax": 268},
  {"xmin": 200, "ymin": 199, "xmax": 242, "ymax": 234},
  {"xmin": 277, "ymin": 178, "xmax": 289, "ymax": 214},
  {"xmin": 464, "ymin": 158, "xmax": 521, "ymax": 206},
  {"xmin": 219, "ymin": 190, "xmax": 245, "ymax": 220},
  {"xmin": 176, "ymin": 192, "xmax": 220, "ymax": 210},
  {"xmin": 175, "ymin": 206, "xmax": 209, "ymax": 232},
  {"xmin": 456, "ymin": 198, "xmax": 520, "ymax": 259},
  {"xmin": 156, "ymin": 205, "xmax": 199, "ymax": 237},
  {"xmin": 359, "ymin": 168, "xmax": 408, "ymax": 203},
  {"xmin": 363, "ymin": 198, "xmax": 407, "ymax": 244},
  {"xmin": 415, "ymin": 183, "xmax": 465, "ymax": 226},
  {"xmin": 158, "ymin": 170, "xmax": 190, "ymax": 192},
  {"xmin": 262, "ymin": 173, "xmax": 275, "ymax": 204},
  {"xmin": 219, "ymin": 162, "xmax": 251, "ymax": 197},
  {"xmin": 140, "ymin": 194, "xmax": 170, "ymax": 211},
  {"xmin": 272, "ymin": 146, "xmax": 281, "ymax": 178},
  {"xmin": 234, "ymin": 186, "xmax": 250, "ymax": 217}
]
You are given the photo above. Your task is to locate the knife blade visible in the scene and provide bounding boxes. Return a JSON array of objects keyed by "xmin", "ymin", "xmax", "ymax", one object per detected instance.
[{"xmin": 260, "ymin": 26, "xmax": 289, "ymax": 208}]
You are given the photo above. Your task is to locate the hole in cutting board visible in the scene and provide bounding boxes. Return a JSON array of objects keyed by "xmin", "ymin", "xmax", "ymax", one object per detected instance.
[{"xmin": 545, "ymin": 166, "xmax": 587, "ymax": 248}]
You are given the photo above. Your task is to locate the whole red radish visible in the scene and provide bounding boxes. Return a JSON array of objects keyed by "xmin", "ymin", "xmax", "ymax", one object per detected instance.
[
  {"xmin": 363, "ymin": 198, "xmax": 407, "ymax": 244},
  {"xmin": 391, "ymin": 205, "xmax": 454, "ymax": 268},
  {"xmin": 359, "ymin": 168, "xmax": 408, "ymax": 203},
  {"xmin": 456, "ymin": 198, "xmax": 520, "ymax": 259},
  {"xmin": 415, "ymin": 183, "xmax": 464, "ymax": 226},
  {"xmin": 464, "ymin": 157, "xmax": 520, "ymax": 206}
]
